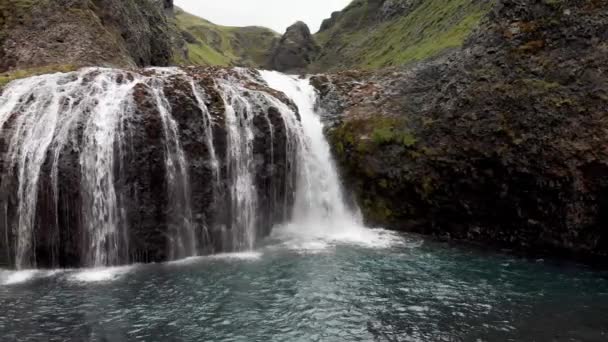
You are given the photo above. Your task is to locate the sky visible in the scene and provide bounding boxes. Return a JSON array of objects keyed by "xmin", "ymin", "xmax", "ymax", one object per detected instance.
[{"xmin": 174, "ymin": 0, "xmax": 352, "ymax": 34}]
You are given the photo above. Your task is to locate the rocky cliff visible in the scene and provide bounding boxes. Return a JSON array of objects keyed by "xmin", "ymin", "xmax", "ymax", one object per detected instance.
[
  {"xmin": 0, "ymin": 0, "xmax": 178, "ymax": 71},
  {"xmin": 267, "ymin": 21, "xmax": 320, "ymax": 73},
  {"xmin": 314, "ymin": 0, "xmax": 608, "ymax": 261}
]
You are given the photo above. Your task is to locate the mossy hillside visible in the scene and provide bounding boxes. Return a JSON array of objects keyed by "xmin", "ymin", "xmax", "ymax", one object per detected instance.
[
  {"xmin": 173, "ymin": 8, "xmax": 279, "ymax": 67},
  {"xmin": 312, "ymin": 0, "xmax": 494, "ymax": 71}
]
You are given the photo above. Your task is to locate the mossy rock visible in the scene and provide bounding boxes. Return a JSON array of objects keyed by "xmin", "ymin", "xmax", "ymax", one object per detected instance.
[{"xmin": 0, "ymin": 64, "xmax": 78, "ymax": 88}]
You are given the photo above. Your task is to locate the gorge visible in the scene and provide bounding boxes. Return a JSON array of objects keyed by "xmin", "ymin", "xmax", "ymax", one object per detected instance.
[
  {"xmin": 1, "ymin": 0, "xmax": 608, "ymax": 340},
  {"xmin": 1, "ymin": 66, "xmax": 607, "ymax": 342}
]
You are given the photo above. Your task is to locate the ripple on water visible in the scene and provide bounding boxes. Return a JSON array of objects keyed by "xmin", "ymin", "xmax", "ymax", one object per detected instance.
[{"xmin": 166, "ymin": 251, "xmax": 264, "ymax": 266}]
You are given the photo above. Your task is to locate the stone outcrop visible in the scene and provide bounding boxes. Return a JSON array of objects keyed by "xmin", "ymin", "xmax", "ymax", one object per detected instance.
[
  {"xmin": 267, "ymin": 21, "xmax": 320, "ymax": 73},
  {"xmin": 0, "ymin": 0, "xmax": 183, "ymax": 73},
  {"xmin": 314, "ymin": 0, "xmax": 608, "ymax": 261}
]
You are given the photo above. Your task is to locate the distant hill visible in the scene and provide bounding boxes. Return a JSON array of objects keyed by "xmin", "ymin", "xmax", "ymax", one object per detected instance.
[{"xmin": 172, "ymin": 7, "xmax": 280, "ymax": 67}]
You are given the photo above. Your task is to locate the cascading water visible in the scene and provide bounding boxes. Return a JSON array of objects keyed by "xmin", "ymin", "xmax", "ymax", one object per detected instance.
[
  {"xmin": 0, "ymin": 66, "xmax": 366, "ymax": 270},
  {"xmin": 0, "ymin": 67, "xmax": 310, "ymax": 269},
  {"xmin": 259, "ymin": 71, "xmax": 365, "ymax": 243},
  {"xmin": 215, "ymin": 81, "xmax": 259, "ymax": 250},
  {"xmin": 148, "ymin": 74, "xmax": 197, "ymax": 261}
]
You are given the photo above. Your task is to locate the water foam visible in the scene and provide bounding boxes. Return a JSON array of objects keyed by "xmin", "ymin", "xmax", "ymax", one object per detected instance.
[
  {"xmin": 69, "ymin": 265, "xmax": 136, "ymax": 283},
  {"xmin": 209, "ymin": 251, "xmax": 263, "ymax": 260},
  {"xmin": 0, "ymin": 269, "xmax": 63, "ymax": 286}
]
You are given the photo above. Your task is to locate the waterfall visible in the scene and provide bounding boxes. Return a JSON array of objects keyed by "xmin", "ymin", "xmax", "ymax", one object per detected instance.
[
  {"xmin": 0, "ymin": 67, "xmax": 359, "ymax": 270},
  {"xmin": 147, "ymin": 74, "xmax": 196, "ymax": 261},
  {"xmin": 259, "ymin": 71, "xmax": 363, "ymax": 240},
  {"xmin": 0, "ymin": 67, "xmax": 304, "ymax": 269}
]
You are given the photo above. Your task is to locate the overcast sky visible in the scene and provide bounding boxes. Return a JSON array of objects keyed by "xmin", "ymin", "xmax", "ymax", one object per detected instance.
[{"xmin": 174, "ymin": 0, "xmax": 352, "ymax": 34}]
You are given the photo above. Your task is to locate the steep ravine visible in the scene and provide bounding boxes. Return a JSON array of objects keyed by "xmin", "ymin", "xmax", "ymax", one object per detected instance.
[{"xmin": 314, "ymin": 0, "xmax": 608, "ymax": 261}]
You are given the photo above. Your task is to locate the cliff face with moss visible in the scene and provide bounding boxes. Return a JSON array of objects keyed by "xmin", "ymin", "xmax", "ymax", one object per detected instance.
[{"xmin": 314, "ymin": 0, "xmax": 608, "ymax": 260}]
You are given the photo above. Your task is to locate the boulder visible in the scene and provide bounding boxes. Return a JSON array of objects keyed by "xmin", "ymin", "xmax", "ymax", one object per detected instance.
[{"xmin": 267, "ymin": 21, "xmax": 320, "ymax": 73}]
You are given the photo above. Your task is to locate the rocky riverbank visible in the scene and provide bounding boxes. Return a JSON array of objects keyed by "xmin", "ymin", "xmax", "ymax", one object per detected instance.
[{"xmin": 313, "ymin": 0, "xmax": 608, "ymax": 261}]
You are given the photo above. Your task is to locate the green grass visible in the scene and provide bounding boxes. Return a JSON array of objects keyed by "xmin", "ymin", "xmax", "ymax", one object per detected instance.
[
  {"xmin": 0, "ymin": 64, "xmax": 77, "ymax": 88},
  {"xmin": 313, "ymin": 0, "xmax": 495, "ymax": 70},
  {"xmin": 172, "ymin": 7, "xmax": 279, "ymax": 67}
]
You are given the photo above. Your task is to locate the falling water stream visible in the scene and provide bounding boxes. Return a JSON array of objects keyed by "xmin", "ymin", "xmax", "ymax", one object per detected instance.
[{"xmin": 0, "ymin": 69, "xmax": 607, "ymax": 341}]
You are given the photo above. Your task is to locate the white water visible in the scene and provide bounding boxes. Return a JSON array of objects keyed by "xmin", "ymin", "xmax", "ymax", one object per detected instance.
[
  {"xmin": 0, "ymin": 68, "xmax": 202, "ymax": 268},
  {"xmin": 0, "ymin": 71, "xmax": 142, "ymax": 268},
  {"xmin": 259, "ymin": 71, "xmax": 380, "ymax": 248},
  {"xmin": 149, "ymin": 76, "xmax": 197, "ymax": 260},
  {"xmin": 80, "ymin": 73, "xmax": 138, "ymax": 266},
  {"xmin": 216, "ymin": 81, "xmax": 259, "ymax": 250}
]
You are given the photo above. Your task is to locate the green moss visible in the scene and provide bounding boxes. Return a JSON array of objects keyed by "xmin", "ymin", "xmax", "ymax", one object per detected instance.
[
  {"xmin": 370, "ymin": 117, "xmax": 417, "ymax": 147},
  {"xmin": 362, "ymin": 197, "xmax": 394, "ymax": 222},
  {"xmin": 520, "ymin": 78, "xmax": 560, "ymax": 91},
  {"xmin": 329, "ymin": 115, "xmax": 417, "ymax": 163},
  {"xmin": 0, "ymin": 64, "xmax": 78, "ymax": 88}
]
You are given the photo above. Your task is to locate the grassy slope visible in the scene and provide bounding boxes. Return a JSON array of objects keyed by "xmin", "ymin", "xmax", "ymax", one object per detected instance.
[
  {"xmin": 172, "ymin": 8, "xmax": 279, "ymax": 67},
  {"xmin": 312, "ymin": 0, "xmax": 494, "ymax": 71}
]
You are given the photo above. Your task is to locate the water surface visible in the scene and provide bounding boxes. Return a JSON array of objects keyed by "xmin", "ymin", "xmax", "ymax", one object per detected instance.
[{"xmin": 1, "ymin": 229, "xmax": 607, "ymax": 342}]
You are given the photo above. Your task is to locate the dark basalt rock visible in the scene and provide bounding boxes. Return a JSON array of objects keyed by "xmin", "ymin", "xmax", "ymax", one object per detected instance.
[
  {"xmin": 319, "ymin": 11, "xmax": 341, "ymax": 32},
  {"xmin": 267, "ymin": 21, "xmax": 320, "ymax": 73},
  {"xmin": 0, "ymin": 67, "xmax": 300, "ymax": 268},
  {"xmin": 314, "ymin": 0, "xmax": 608, "ymax": 262}
]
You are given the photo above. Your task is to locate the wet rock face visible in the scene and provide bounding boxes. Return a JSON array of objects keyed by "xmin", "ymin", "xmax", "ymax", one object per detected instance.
[
  {"xmin": 268, "ymin": 21, "xmax": 320, "ymax": 73},
  {"xmin": 314, "ymin": 0, "xmax": 608, "ymax": 261},
  {"xmin": 0, "ymin": 67, "xmax": 300, "ymax": 268}
]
